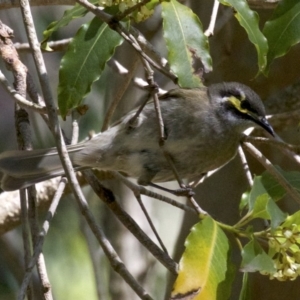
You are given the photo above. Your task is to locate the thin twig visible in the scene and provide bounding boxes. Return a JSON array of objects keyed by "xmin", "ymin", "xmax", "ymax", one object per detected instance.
[
  {"xmin": 101, "ymin": 56, "xmax": 140, "ymax": 132},
  {"xmin": 0, "ymin": 70, "xmax": 49, "ymax": 114},
  {"xmin": 75, "ymin": 0, "xmax": 177, "ymax": 81},
  {"xmin": 244, "ymin": 135, "xmax": 300, "ymax": 166},
  {"xmin": 14, "ymin": 38, "xmax": 72, "ymax": 52},
  {"xmin": 27, "ymin": 187, "xmax": 53, "ymax": 300},
  {"xmin": 204, "ymin": 0, "xmax": 220, "ymax": 37},
  {"xmin": 18, "ymin": 179, "xmax": 68, "ymax": 299},
  {"xmin": 243, "ymin": 142, "xmax": 300, "ymax": 205},
  {"xmin": 19, "ymin": 190, "xmax": 33, "ymax": 300},
  {"xmin": 238, "ymin": 145, "xmax": 253, "ymax": 187},
  {"xmin": 135, "ymin": 194, "xmax": 169, "ymax": 254},
  {"xmin": 84, "ymin": 169, "xmax": 177, "ymax": 274}
]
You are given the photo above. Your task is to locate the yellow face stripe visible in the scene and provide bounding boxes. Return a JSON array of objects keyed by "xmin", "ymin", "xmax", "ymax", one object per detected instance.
[{"xmin": 228, "ymin": 96, "xmax": 248, "ymax": 114}]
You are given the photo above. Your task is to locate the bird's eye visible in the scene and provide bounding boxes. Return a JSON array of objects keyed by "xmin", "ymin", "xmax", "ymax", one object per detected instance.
[{"xmin": 240, "ymin": 99, "xmax": 258, "ymax": 114}]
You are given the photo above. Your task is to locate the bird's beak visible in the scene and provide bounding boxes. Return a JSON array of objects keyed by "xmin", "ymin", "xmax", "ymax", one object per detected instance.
[{"xmin": 252, "ymin": 116, "xmax": 274, "ymax": 136}]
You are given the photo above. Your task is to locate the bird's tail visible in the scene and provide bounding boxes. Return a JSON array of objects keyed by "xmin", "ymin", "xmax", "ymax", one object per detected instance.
[{"xmin": 0, "ymin": 146, "xmax": 82, "ymax": 191}]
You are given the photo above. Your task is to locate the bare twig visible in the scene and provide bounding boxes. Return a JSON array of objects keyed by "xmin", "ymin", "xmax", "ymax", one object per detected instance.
[
  {"xmin": 204, "ymin": 0, "xmax": 220, "ymax": 37},
  {"xmin": 18, "ymin": 178, "xmax": 68, "ymax": 299},
  {"xmin": 0, "ymin": 0, "xmax": 76, "ymax": 10},
  {"xmin": 135, "ymin": 194, "xmax": 169, "ymax": 254},
  {"xmin": 243, "ymin": 142, "xmax": 300, "ymax": 205},
  {"xmin": 112, "ymin": 171, "xmax": 196, "ymax": 214},
  {"xmin": 238, "ymin": 145, "xmax": 253, "ymax": 187},
  {"xmin": 244, "ymin": 136, "xmax": 300, "ymax": 164},
  {"xmin": 0, "ymin": 70, "xmax": 49, "ymax": 113},
  {"xmin": 27, "ymin": 187, "xmax": 53, "ymax": 300},
  {"xmin": 101, "ymin": 56, "xmax": 140, "ymax": 132},
  {"xmin": 14, "ymin": 38, "xmax": 72, "ymax": 52},
  {"xmin": 75, "ymin": 0, "xmax": 177, "ymax": 82},
  {"xmin": 84, "ymin": 169, "xmax": 177, "ymax": 274}
]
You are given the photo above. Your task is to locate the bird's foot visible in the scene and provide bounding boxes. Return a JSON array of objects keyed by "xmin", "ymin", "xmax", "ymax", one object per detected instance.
[
  {"xmin": 172, "ymin": 186, "xmax": 195, "ymax": 197},
  {"xmin": 147, "ymin": 182, "xmax": 195, "ymax": 197}
]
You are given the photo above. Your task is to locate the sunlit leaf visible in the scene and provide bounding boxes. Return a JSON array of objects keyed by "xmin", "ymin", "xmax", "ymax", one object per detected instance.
[
  {"xmin": 282, "ymin": 210, "xmax": 300, "ymax": 228},
  {"xmin": 58, "ymin": 17, "xmax": 124, "ymax": 118},
  {"xmin": 252, "ymin": 194, "xmax": 269, "ymax": 220},
  {"xmin": 263, "ymin": 0, "xmax": 300, "ymax": 73},
  {"xmin": 218, "ymin": 0, "xmax": 268, "ymax": 74},
  {"xmin": 161, "ymin": 0, "xmax": 212, "ymax": 88},
  {"xmin": 171, "ymin": 216, "xmax": 232, "ymax": 300}
]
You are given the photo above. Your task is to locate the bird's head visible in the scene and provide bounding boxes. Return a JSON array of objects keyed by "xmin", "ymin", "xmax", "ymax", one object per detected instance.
[{"xmin": 208, "ymin": 82, "xmax": 274, "ymax": 136}]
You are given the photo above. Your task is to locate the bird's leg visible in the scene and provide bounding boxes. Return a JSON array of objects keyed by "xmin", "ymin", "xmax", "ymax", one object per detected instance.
[{"xmin": 148, "ymin": 182, "xmax": 195, "ymax": 197}]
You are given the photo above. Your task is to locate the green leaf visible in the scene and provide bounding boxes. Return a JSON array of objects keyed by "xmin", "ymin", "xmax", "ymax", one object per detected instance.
[
  {"xmin": 42, "ymin": 1, "xmax": 98, "ymax": 47},
  {"xmin": 218, "ymin": 0, "xmax": 268, "ymax": 74},
  {"xmin": 251, "ymin": 194, "xmax": 287, "ymax": 230},
  {"xmin": 263, "ymin": 0, "xmax": 300, "ymax": 74},
  {"xmin": 171, "ymin": 216, "xmax": 232, "ymax": 300},
  {"xmin": 261, "ymin": 166, "xmax": 300, "ymax": 200},
  {"xmin": 282, "ymin": 210, "xmax": 300, "ymax": 228},
  {"xmin": 161, "ymin": 0, "xmax": 212, "ymax": 88},
  {"xmin": 58, "ymin": 17, "xmax": 124, "ymax": 118},
  {"xmin": 252, "ymin": 193, "xmax": 270, "ymax": 220},
  {"xmin": 241, "ymin": 240, "xmax": 276, "ymax": 273},
  {"xmin": 266, "ymin": 198, "xmax": 287, "ymax": 231},
  {"xmin": 239, "ymin": 191, "xmax": 250, "ymax": 212},
  {"xmin": 248, "ymin": 176, "xmax": 267, "ymax": 210}
]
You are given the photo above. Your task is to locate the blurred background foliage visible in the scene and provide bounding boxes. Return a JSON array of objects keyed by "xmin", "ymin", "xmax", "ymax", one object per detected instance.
[{"xmin": 1, "ymin": 0, "xmax": 300, "ymax": 299}]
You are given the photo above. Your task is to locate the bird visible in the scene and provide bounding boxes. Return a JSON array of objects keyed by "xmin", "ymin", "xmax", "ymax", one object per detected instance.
[{"xmin": 0, "ymin": 82, "xmax": 274, "ymax": 191}]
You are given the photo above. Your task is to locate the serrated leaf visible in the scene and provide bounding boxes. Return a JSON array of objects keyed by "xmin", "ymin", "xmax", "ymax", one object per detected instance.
[
  {"xmin": 171, "ymin": 216, "xmax": 232, "ymax": 300},
  {"xmin": 58, "ymin": 17, "xmax": 124, "ymax": 118},
  {"xmin": 218, "ymin": 0, "xmax": 268, "ymax": 74},
  {"xmin": 42, "ymin": 1, "xmax": 98, "ymax": 47},
  {"xmin": 161, "ymin": 0, "xmax": 212, "ymax": 88},
  {"xmin": 241, "ymin": 240, "xmax": 276, "ymax": 273},
  {"xmin": 263, "ymin": 0, "xmax": 300, "ymax": 74},
  {"xmin": 261, "ymin": 166, "xmax": 300, "ymax": 200}
]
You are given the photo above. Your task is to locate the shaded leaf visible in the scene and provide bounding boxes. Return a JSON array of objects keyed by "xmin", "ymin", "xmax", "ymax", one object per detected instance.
[
  {"xmin": 161, "ymin": 0, "xmax": 212, "ymax": 88},
  {"xmin": 266, "ymin": 198, "xmax": 287, "ymax": 231},
  {"xmin": 171, "ymin": 216, "xmax": 232, "ymax": 300},
  {"xmin": 58, "ymin": 17, "xmax": 124, "ymax": 118},
  {"xmin": 261, "ymin": 166, "xmax": 300, "ymax": 200},
  {"xmin": 248, "ymin": 176, "xmax": 267, "ymax": 210},
  {"xmin": 42, "ymin": 1, "xmax": 98, "ymax": 47},
  {"xmin": 252, "ymin": 193, "xmax": 286, "ymax": 230},
  {"xmin": 263, "ymin": 0, "xmax": 300, "ymax": 73},
  {"xmin": 219, "ymin": 0, "xmax": 268, "ymax": 74},
  {"xmin": 241, "ymin": 240, "xmax": 276, "ymax": 273}
]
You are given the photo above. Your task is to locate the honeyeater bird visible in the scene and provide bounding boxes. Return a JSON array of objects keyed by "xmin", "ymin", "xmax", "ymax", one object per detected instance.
[{"xmin": 0, "ymin": 82, "xmax": 274, "ymax": 191}]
